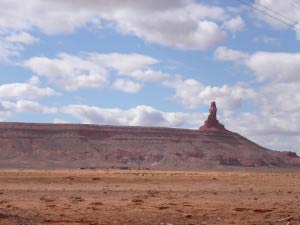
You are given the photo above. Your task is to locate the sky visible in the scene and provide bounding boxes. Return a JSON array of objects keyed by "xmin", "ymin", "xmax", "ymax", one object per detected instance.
[{"xmin": 0, "ymin": 0, "xmax": 299, "ymax": 153}]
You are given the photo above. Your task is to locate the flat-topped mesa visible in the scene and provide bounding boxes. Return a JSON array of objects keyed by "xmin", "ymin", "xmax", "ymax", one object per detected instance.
[{"xmin": 199, "ymin": 101, "xmax": 226, "ymax": 131}]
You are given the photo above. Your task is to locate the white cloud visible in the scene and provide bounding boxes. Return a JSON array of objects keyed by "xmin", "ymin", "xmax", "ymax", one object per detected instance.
[
  {"xmin": 112, "ymin": 79, "xmax": 142, "ymax": 93},
  {"xmin": 0, "ymin": 31, "xmax": 39, "ymax": 63},
  {"xmin": 130, "ymin": 69, "xmax": 170, "ymax": 83},
  {"xmin": 223, "ymin": 16, "xmax": 245, "ymax": 32},
  {"xmin": 61, "ymin": 104, "xmax": 204, "ymax": 128},
  {"xmin": 214, "ymin": 46, "xmax": 249, "ymax": 62},
  {"xmin": 99, "ymin": 1, "xmax": 228, "ymax": 50},
  {"xmin": 90, "ymin": 53, "xmax": 170, "ymax": 82},
  {"xmin": 246, "ymin": 51, "xmax": 300, "ymax": 83},
  {"xmin": 117, "ymin": 17, "xmax": 226, "ymax": 50},
  {"xmin": 0, "ymin": 0, "xmax": 246, "ymax": 50},
  {"xmin": 0, "ymin": 37, "xmax": 21, "ymax": 62},
  {"xmin": 0, "ymin": 76, "xmax": 58, "ymax": 99},
  {"xmin": 0, "ymin": 100, "xmax": 57, "ymax": 114},
  {"xmin": 25, "ymin": 53, "xmax": 109, "ymax": 91},
  {"xmin": 88, "ymin": 53, "xmax": 158, "ymax": 74},
  {"xmin": 0, "ymin": 107, "xmax": 11, "ymax": 121},
  {"xmin": 215, "ymin": 47, "xmax": 300, "ymax": 83},
  {"xmin": 6, "ymin": 32, "xmax": 39, "ymax": 44},
  {"xmin": 252, "ymin": 0, "xmax": 300, "ymax": 40},
  {"xmin": 225, "ymin": 107, "xmax": 300, "ymax": 153},
  {"xmin": 24, "ymin": 51, "xmax": 257, "ymax": 112},
  {"xmin": 164, "ymin": 76, "xmax": 257, "ymax": 110},
  {"xmin": 260, "ymin": 82, "xmax": 300, "ymax": 117},
  {"xmin": 0, "ymin": 0, "xmax": 95, "ymax": 33},
  {"xmin": 25, "ymin": 52, "xmax": 169, "ymax": 91}
]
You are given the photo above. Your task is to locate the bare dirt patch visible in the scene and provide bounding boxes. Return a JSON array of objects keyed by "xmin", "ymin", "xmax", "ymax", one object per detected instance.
[{"xmin": 0, "ymin": 169, "xmax": 300, "ymax": 224}]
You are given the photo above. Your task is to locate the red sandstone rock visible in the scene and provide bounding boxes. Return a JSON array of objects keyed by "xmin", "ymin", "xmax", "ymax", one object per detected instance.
[
  {"xmin": 200, "ymin": 101, "xmax": 225, "ymax": 131},
  {"xmin": 0, "ymin": 121, "xmax": 298, "ymax": 169},
  {"xmin": 285, "ymin": 151, "xmax": 299, "ymax": 158}
]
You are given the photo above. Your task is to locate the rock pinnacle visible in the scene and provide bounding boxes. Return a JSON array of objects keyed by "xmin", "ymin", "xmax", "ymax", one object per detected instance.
[{"xmin": 199, "ymin": 101, "xmax": 225, "ymax": 131}]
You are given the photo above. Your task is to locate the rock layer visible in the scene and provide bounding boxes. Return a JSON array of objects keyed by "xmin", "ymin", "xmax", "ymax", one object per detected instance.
[{"xmin": 0, "ymin": 122, "xmax": 299, "ymax": 169}]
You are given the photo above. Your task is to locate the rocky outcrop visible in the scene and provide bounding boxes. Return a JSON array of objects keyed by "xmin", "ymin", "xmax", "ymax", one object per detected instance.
[
  {"xmin": 200, "ymin": 101, "xmax": 225, "ymax": 131},
  {"xmin": 0, "ymin": 102, "xmax": 298, "ymax": 169},
  {"xmin": 0, "ymin": 121, "xmax": 298, "ymax": 169}
]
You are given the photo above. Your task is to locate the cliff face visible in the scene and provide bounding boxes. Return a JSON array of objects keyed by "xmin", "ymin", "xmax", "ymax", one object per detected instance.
[{"xmin": 0, "ymin": 122, "xmax": 299, "ymax": 169}]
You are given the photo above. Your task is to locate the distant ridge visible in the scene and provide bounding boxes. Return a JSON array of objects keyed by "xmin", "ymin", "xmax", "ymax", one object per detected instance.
[{"xmin": 0, "ymin": 102, "xmax": 299, "ymax": 169}]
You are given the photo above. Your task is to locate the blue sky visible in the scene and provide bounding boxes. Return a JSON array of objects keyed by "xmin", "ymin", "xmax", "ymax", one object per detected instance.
[{"xmin": 0, "ymin": 0, "xmax": 300, "ymax": 152}]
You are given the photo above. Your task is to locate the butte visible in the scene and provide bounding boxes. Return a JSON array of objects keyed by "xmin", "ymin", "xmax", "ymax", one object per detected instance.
[{"xmin": 0, "ymin": 102, "xmax": 299, "ymax": 169}]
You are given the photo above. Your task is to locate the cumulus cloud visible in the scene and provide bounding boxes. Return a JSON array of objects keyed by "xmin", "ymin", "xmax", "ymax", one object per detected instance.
[
  {"xmin": 87, "ymin": 53, "xmax": 158, "ymax": 75},
  {"xmin": 164, "ymin": 76, "xmax": 257, "ymax": 110},
  {"xmin": 61, "ymin": 104, "xmax": 204, "ymax": 128},
  {"xmin": 0, "ymin": 100, "xmax": 57, "ymax": 115},
  {"xmin": 25, "ymin": 53, "xmax": 109, "ymax": 90},
  {"xmin": 223, "ymin": 16, "xmax": 245, "ymax": 32},
  {"xmin": 0, "ymin": 32, "xmax": 39, "ymax": 62},
  {"xmin": 251, "ymin": 0, "xmax": 300, "ymax": 40},
  {"xmin": 119, "ymin": 17, "xmax": 226, "ymax": 50},
  {"xmin": 112, "ymin": 79, "xmax": 142, "ymax": 93},
  {"xmin": 6, "ymin": 32, "xmax": 39, "ymax": 44},
  {"xmin": 260, "ymin": 82, "xmax": 300, "ymax": 117},
  {"xmin": 25, "ymin": 50, "xmax": 258, "ymax": 110},
  {"xmin": 0, "ymin": 37, "xmax": 21, "ymax": 62},
  {"xmin": 225, "ymin": 108, "xmax": 300, "ymax": 153},
  {"xmin": 0, "ymin": 0, "xmax": 245, "ymax": 50},
  {"xmin": 130, "ymin": 69, "xmax": 170, "ymax": 83},
  {"xmin": 227, "ymin": 85, "xmax": 300, "ymax": 137},
  {"xmin": 25, "ymin": 52, "xmax": 170, "ymax": 91},
  {"xmin": 0, "ymin": 76, "xmax": 58, "ymax": 99},
  {"xmin": 0, "ymin": 102, "xmax": 12, "ymax": 121},
  {"xmin": 215, "ymin": 47, "xmax": 300, "ymax": 83},
  {"xmin": 246, "ymin": 51, "xmax": 300, "ymax": 83},
  {"xmin": 85, "ymin": 1, "xmax": 228, "ymax": 50},
  {"xmin": 214, "ymin": 46, "xmax": 249, "ymax": 62}
]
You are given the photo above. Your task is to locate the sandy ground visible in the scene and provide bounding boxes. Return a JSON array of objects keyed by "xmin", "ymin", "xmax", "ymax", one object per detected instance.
[{"xmin": 0, "ymin": 169, "xmax": 299, "ymax": 225}]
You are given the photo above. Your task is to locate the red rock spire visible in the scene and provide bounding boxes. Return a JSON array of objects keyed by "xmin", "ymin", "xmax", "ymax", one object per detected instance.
[{"xmin": 199, "ymin": 101, "xmax": 225, "ymax": 131}]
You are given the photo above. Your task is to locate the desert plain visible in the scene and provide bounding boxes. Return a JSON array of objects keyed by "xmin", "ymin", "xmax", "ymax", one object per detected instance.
[{"xmin": 0, "ymin": 169, "xmax": 299, "ymax": 225}]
